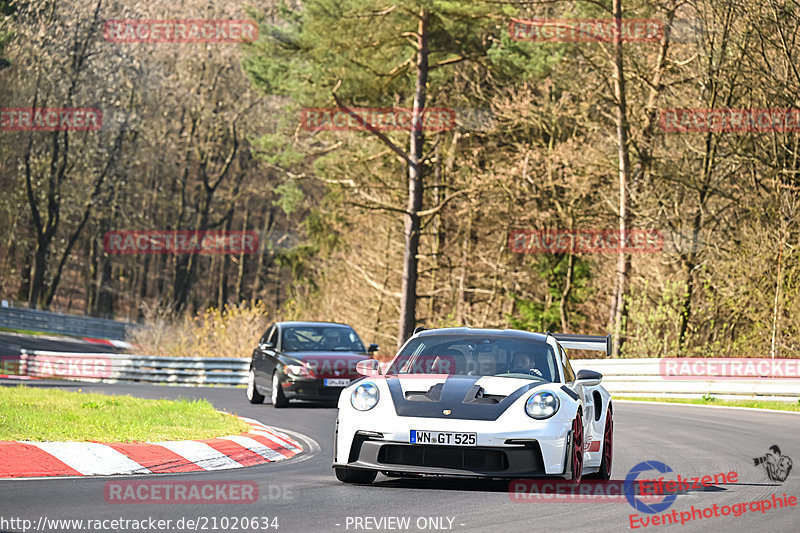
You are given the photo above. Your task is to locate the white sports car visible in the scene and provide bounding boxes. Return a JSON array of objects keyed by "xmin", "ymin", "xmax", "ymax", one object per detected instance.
[{"xmin": 333, "ymin": 327, "xmax": 613, "ymax": 484}]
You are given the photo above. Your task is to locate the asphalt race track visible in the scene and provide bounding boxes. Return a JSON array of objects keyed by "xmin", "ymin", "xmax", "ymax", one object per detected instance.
[
  {"xmin": 0, "ymin": 336, "xmax": 798, "ymax": 532},
  {"xmin": 0, "ymin": 332, "xmax": 126, "ymax": 357}
]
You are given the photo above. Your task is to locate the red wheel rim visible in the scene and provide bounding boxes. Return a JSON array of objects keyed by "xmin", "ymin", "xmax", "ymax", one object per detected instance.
[
  {"xmin": 573, "ymin": 414, "xmax": 583, "ymax": 483},
  {"xmin": 603, "ymin": 412, "xmax": 613, "ymax": 474}
]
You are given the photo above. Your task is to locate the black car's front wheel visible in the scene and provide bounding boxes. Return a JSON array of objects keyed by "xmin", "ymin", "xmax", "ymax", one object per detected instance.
[
  {"xmin": 334, "ymin": 467, "xmax": 377, "ymax": 484},
  {"xmin": 271, "ymin": 371, "xmax": 289, "ymax": 408},
  {"xmin": 246, "ymin": 368, "xmax": 264, "ymax": 404}
]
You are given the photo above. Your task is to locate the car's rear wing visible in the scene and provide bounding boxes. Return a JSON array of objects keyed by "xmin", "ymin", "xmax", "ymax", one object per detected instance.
[{"xmin": 550, "ymin": 333, "xmax": 612, "ymax": 357}]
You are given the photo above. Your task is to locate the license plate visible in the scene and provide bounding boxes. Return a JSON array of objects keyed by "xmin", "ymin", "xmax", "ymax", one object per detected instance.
[
  {"xmin": 324, "ymin": 378, "xmax": 350, "ymax": 387},
  {"xmin": 410, "ymin": 430, "xmax": 477, "ymax": 446}
]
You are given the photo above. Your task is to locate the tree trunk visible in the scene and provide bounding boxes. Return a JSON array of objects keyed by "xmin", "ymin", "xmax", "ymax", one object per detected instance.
[
  {"xmin": 397, "ymin": 8, "xmax": 429, "ymax": 348},
  {"xmin": 610, "ymin": 0, "xmax": 632, "ymax": 357},
  {"xmin": 236, "ymin": 202, "xmax": 250, "ymax": 303},
  {"xmin": 560, "ymin": 253, "xmax": 574, "ymax": 332}
]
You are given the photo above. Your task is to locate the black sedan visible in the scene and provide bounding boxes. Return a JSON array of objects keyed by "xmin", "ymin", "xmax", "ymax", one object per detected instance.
[{"xmin": 246, "ymin": 321, "xmax": 378, "ymax": 407}]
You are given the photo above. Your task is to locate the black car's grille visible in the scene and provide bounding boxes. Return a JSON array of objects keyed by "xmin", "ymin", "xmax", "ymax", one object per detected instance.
[{"xmin": 377, "ymin": 444, "xmax": 509, "ymax": 471}]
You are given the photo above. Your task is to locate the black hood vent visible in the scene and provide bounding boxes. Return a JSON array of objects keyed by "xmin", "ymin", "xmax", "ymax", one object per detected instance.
[{"xmin": 386, "ymin": 375, "xmax": 546, "ymax": 421}]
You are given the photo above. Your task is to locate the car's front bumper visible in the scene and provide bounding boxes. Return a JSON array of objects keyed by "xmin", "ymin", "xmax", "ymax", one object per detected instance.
[
  {"xmin": 342, "ymin": 432, "xmax": 548, "ymax": 477},
  {"xmin": 334, "ymin": 417, "xmax": 573, "ymax": 477},
  {"xmin": 282, "ymin": 377, "xmax": 356, "ymax": 402}
]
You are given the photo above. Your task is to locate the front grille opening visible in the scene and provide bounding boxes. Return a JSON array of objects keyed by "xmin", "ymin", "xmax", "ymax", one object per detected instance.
[{"xmin": 378, "ymin": 445, "xmax": 509, "ymax": 471}]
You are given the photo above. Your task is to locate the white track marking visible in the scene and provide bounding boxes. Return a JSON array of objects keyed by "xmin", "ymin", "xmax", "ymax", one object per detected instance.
[
  {"xmin": 249, "ymin": 429, "xmax": 302, "ymax": 452},
  {"xmin": 220, "ymin": 435, "xmax": 286, "ymax": 461},
  {"xmin": 156, "ymin": 441, "xmax": 243, "ymax": 470},
  {"xmin": 26, "ymin": 442, "xmax": 150, "ymax": 475}
]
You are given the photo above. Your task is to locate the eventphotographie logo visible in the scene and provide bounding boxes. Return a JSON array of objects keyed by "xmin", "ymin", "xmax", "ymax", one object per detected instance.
[
  {"xmin": 753, "ymin": 445, "xmax": 793, "ymax": 483},
  {"xmin": 625, "ymin": 461, "xmax": 678, "ymax": 514}
]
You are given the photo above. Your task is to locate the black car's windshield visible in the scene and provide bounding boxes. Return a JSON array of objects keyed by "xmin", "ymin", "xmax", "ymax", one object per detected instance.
[
  {"xmin": 281, "ymin": 325, "xmax": 365, "ymax": 353},
  {"xmin": 387, "ymin": 334, "xmax": 560, "ymax": 382}
]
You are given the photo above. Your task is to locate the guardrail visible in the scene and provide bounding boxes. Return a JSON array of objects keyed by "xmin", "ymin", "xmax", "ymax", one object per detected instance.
[
  {"xmin": 0, "ymin": 306, "xmax": 135, "ymax": 340},
  {"xmin": 8, "ymin": 352, "xmax": 800, "ymax": 399},
  {"xmin": 18, "ymin": 351, "xmax": 249, "ymax": 386}
]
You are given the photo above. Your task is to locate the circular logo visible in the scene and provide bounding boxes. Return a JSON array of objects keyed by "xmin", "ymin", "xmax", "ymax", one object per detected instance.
[{"xmin": 624, "ymin": 460, "xmax": 677, "ymax": 514}]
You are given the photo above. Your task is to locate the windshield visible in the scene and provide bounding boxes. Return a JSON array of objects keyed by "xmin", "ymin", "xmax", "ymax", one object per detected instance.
[
  {"xmin": 387, "ymin": 334, "xmax": 560, "ymax": 382},
  {"xmin": 281, "ymin": 326, "xmax": 366, "ymax": 353}
]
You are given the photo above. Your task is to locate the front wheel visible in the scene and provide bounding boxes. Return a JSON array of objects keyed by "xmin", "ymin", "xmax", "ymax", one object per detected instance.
[
  {"xmin": 586, "ymin": 409, "xmax": 613, "ymax": 480},
  {"xmin": 271, "ymin": 371, "xmax": 289, "ymax": 408},
  {"xmin": 567, "ymin": 412, "xmax": 584, "ymax": 484},
  {"xmin": 246, "ymin": 369, "xmax": 265, "ymax": 404},
  {"xmin": 334, "ymin": 467, "xmax": 377, "ymax": 484}
]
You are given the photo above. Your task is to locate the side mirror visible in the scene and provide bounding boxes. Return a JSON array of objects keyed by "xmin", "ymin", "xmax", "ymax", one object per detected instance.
[
  {"xmin": 368, "ymin": 343, "xmax": 380, "ymax": 354},
  {"xmin": 575, "ymin": 369, "xmax": 602, "ymax": 386},
  {"xmin": 259, "ymin": 342, "xmax": 275, "ymax": 351},
  {"xmin": 356, "ymin": 359, "xmax": 381, "ymax": 376}
]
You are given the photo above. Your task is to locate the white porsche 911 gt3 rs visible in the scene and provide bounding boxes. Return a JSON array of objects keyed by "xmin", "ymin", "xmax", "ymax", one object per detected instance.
[{"xmin": 332, "ymin": 327, "xmax": 613, "ymax": 485}]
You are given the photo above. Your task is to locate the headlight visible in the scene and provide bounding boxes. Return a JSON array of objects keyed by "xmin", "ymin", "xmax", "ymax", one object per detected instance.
[
  {"xmin": 350, "ymin": 382, "xmax": 380, "ymax": 411},
  {"xmin": 284, "ymin": 364, "xmax": 311, "ymax": 377},
  {"xmin": 525, "ymin": 391, "xmax": 560, "ymax": 419}
]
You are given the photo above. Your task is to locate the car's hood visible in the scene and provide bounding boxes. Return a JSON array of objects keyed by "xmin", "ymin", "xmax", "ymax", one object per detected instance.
[
  {"xmin": 384, "ymin": 374, "xmax": 553, "ymax": 421},
  {"xmin": 286, "ymin": 351, "xmax": 368, "ymax": 378}
]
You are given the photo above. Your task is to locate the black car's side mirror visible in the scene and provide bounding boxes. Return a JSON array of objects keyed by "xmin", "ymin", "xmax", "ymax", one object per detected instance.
[
  {"xmin": 368, "ymin": 343, "xmax": 379, "ymax": 354},
  {"xmin": 259, "ymin": 341, "xmax": 275, "ymax": 351}
]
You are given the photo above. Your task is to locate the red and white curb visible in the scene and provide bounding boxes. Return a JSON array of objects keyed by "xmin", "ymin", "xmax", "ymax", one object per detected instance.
[
  {"xmin": 81, "ymin": 337, "xmax": 135, "ymax": 350},
  {"xmin": 0, "ymin": 416, "xmax": 302, "ymax": 478}
]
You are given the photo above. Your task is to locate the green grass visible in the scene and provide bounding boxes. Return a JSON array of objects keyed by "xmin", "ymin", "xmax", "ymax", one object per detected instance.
[
  {"xmin": 0, "ymin": 385, "xmax": 250, "ymax": 441},
  {"xmin": 0, "ymin": 326, "xmax": 60, "ymax": 337},
  {"xmin": 620, "ymin": 396, "xmax": 800, "ymax": 412}
]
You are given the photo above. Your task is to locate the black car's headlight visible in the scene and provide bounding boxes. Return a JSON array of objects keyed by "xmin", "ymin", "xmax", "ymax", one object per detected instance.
[
  {"xmin": 350, "ymin": 382, "xmax": 380, "ymax": 411},
  {"xmin": 525, "ymin": 391, "xmax": 560, "ymax": 419}
]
